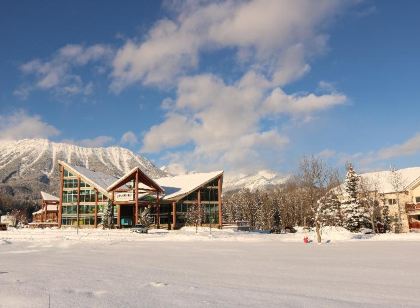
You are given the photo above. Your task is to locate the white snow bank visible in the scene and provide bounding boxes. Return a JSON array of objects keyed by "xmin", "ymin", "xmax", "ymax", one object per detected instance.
[{"xmin": 1, "ymin": 226, "xmax": 420, "ymax": 244}]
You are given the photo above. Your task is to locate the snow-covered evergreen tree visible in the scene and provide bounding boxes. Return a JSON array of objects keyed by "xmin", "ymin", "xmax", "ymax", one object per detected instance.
[
  {"xmin": 381, "ymin": 205, "xmax": 392, "ymax": 232},
  {"xmin": 272, "ymin": 206, "xmax": 282, "ymax": 233},
  {"xmin": 102, "ymin": 200, "xmax": 114, "ymax": 229},
  {"xmin": 341, "ymin": 165, "xmax": 370, "ymax": 232},
  {"xmin": 138, "ymin": 205, "xmax": 152, "ymax": 227},
  {"xmin": 316, "ymin": 191, "xmax": 342, "ymax": 227}
]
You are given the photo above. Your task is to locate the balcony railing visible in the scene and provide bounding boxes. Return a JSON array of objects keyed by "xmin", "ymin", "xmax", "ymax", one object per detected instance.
[{"xmin": 405, "ymin": 203, "xmax": 420, "ymax": 212}]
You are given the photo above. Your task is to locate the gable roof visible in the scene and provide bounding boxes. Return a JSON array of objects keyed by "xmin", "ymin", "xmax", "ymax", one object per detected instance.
[
  {"xmin": 107, "ymin": 167, "xmax": 164, "ymax": 193},
  {"xmin": 58, "ymin": 160, "xmax": 119, "ymax": 196},
  {"xmin": 32, "ymin": 204, "xmax": 59, "ymax": 215},
  {"xmin": 155, "ymin": 171, "xmax": 223, "ymax": 201},
  {"xmin": 58, "ymin": 161, "xmax": 223, "ymax": 201},
  {"xmin": 358, "ymin": 167, "xmax": 420, "ymax": 194},
  {"xmin": 40, "ymin": 191, "xmax": 59, "ymax": 202}
]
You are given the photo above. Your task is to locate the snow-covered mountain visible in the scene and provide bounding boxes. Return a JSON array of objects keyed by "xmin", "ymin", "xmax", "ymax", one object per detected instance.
[
  {"xmin": 0, "ymin": 138, "xmax": 285, "ymax": 203},
  {"xmin": 0, "ymin": 139, "xmax": 166, "ymax": 201},
  {"xmin": 223, "ymin": 170, "xmax": 287, "ymax": 192}
]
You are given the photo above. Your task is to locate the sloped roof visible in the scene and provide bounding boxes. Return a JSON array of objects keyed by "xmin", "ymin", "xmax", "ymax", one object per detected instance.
[
  {"xmin": 155, "ymin": 171, "xmax": 223, "ymax": 201},
  {"xmin": 357, "ymin": 167, "xmax": 420, "ymax": 194},
  {"xmin": 107, "ymin": 167, "xmax": 164, "ymax": 193},
  {"xmin": 58, "ymin": 161, "xmax": 119, "ymax": 196},
  {"xmin": 58, "ymin": 160, "xmax": 223, "ymax": 201},
  {"xmin": 40, "ymin": 191, "xmax": 59, "ymax": 202},
  {"xmin": 32, "ymin": 204, "xmax": 59, "ymax": 215}
]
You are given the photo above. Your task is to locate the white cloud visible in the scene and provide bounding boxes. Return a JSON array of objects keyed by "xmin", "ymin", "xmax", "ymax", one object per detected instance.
[
  {"xmin": 110, "ymin": 0, "xmax": 351, "ymax": 172},
  {"xmin": 162, "ymin": 163, "xmax": 187, "ymax": 176},
  {"xmin": 263, "ymin": 88, "xmax": 346, "ymax": 116},
  {"xmin": 377, "ymin": 133, "xmax": 420, "ymax": 160},
  {"xmin": 0, "ymin": 110, "xmax": 60, "ymax": 140},
  {"xmin": 17, "ymin": 44, "xmax": 113, "ymax": 98},
  {"xmin": 120, "ymin": 131, "xmax": 138, "ymax": 146},
  {"xmin": 111, "ymin": 0, "xmax": 347, "ymax": 90},
  {"xmin": 141, "ymin": 73, "xmax": 341, "ymax": 172}
]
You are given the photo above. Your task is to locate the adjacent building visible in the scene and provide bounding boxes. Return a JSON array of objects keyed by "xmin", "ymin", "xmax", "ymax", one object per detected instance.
[
  {"xmin": 339, "ymin": 167, "xmax": 420, "ymax": 232},
  {"xmin": 57, "ymin": 160, "xmax": 223, "ymax": 229},
  {"xmin": 31, "ymin": 191, "xmax": 60, "ymax": 227}
]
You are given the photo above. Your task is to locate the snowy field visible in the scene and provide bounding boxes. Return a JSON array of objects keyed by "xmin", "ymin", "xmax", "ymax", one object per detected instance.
[{"xmin": 1, "ymin": 228, "xmax": 420, "ymax": 307}]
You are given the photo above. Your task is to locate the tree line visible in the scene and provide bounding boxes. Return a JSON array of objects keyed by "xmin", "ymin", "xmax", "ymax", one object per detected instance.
[{"xmin": 223, "ymin": 157, "xmax": 402, "ymax": 236}]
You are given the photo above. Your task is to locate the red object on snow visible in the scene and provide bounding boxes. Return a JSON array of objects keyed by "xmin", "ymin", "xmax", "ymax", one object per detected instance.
[{"xmin": 303, "ymin": 236, "xmax": 309, "ymax": 244}]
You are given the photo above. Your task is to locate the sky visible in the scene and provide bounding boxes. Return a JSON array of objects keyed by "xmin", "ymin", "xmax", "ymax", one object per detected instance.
[{"xmin": 1, "ymin": 0, "xmax": 420, "ymax": 176}]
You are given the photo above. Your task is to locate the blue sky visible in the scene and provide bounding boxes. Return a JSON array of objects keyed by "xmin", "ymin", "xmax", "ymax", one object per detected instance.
[{"xmin": 1, "ymin": 0, "xmax": 419, "ymax": 175}]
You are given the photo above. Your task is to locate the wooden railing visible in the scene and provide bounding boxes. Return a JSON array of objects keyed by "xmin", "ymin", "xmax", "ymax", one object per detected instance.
[
  {"xmin": 405, "ymin": 203, "xmax": 420, "ymax": 212},
  {"xmin": 409, "ymin": 220, "xmax": 420, "ymax": 229}
]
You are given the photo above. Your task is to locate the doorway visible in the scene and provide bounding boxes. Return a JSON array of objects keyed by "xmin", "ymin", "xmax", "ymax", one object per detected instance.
[{"xmin": 120, "ymin": 205, "xmax": 134, "ymax": 227}]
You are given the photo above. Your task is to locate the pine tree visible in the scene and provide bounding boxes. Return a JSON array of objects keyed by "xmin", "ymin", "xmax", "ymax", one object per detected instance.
[
  {"xmin": 102, "ymin": 200, "xmax": 114, "ymax": 229},
  {"xmin": 381, "ymin": 205, "xmax": 392, "ymax": 232},
  {"xmin": 272, "ymin": 206, "xmax": 282, "ymax": 233},
  {"xmin": 341, "ymin": 165, "xmax": 369, "ymax": 232},
  {"xmin": 138, "ymin": 205, "xmax": 152, "ymax": 227},
  {"xmin": 316, "ymin": 191, "xmax": 342, "ymax": 227}
]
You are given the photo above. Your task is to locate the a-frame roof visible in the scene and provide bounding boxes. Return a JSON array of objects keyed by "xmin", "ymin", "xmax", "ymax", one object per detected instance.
[
  {"xmin": 155, "ymin": 171, "xmax": 223, "ymax": 201},
  {"xmin": 107, "ymin": 167, "xmax": 164, "ymax": 193},
  {"xmin": 40, "ymin": 191, "xmax": 59, "ymax": 202},
  {"xmin": 58, "ymin": 160, "xmax": 119, "ymax": 196}
]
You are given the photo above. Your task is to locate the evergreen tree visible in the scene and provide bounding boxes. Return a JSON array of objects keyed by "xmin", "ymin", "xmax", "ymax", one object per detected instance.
[
  {"xmin": 138, "ymin": 205, "xmax": 152, "ymax": 227},
  {"xmin": 341, "ymin": 165, "xmax": 370, "ymax": 232},
  {"xmin": 381, "ymin": 205, "xmax": 392, "ymax": 232},
  {"xmin": 316, "ymin": 191, "xmax": 342, "ymax": 227},
  {"xmin": 102, "ymin": 200, "xmax": 114, "ymax": 229},
  {"xmin": 272, "ymin": 206, "xmax": 282, "ymax": 233}
]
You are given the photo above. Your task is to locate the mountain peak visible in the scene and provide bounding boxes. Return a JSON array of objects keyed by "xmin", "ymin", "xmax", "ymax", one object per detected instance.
[{"xmin": 0, "ymin": 139, "xmax": 166, "ymax": 200}]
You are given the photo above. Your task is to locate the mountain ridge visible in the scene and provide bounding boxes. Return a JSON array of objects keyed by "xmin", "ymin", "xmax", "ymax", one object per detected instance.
[
  {"xmin": 0, "ymin": 139, "xmax": 285, "ymax": 203},
  {"xmin": 0, "ymin": 139, "xmax": 166, "ymax": 201}
]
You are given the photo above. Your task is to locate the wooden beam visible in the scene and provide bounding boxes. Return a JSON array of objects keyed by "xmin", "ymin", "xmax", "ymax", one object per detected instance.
[
  {"xmin": 58, "ymin": 165, "xmax": 64, "ymax": 227},
  {"xmin": 157, "ymin": 192, "xmax": 160, "ymax": 229},
  {"xmin": 198, "ymin": 189, "xmax": 202, "ymax": 226},
  {"xmin": 43, "ymin": 200, "xmax": 46, "ymax": 222},
  {"xmin": 135, "ymin": 170, "xmax": 139, "ymax": 226},
  {"xmin": 94, "ymin": 189, "xmax": 98, "ymax": 228},
  {"xmin": 77, "ymin": 177, "xmax": 80, "ymax": 228},
  {"xmin": 172, "ymin": 202, "xmax": 176, "ymax": 230},
  {"xmin": 218, "ymin": 175, "xmax": 223, "ymax": 229},
  {"xmin": 117, "ymin": 205, "xmax": 121, "ymax": 228}
]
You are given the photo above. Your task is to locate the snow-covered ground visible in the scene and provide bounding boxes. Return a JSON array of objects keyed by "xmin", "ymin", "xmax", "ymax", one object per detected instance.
[{"xmin": 1, "ymin": 228, "xmax": 420, "ymax": 307}]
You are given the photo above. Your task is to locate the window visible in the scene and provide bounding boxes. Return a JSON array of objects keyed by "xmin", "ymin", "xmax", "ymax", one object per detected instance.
[
  {"xmin": 415, "ymin": 197, "xmax": 420, "ymax": 203},
  {"xmin": 80, "ymin": 190, "xmax": 95, "ymax": 202},
  {"xmin": 64, "ymin": 179, "xmax": 78, "ymax": 188},
  {"xmin": 62, "ymin": 217, "xmax": 77, "ymax": 226},
  {"xmin": 78, "ymin": 216, "xmax": 95, "ymax": 225},
  {"xmin": 63, "ymin": 169, "xmax": 74, "ymax": 178},
  {"xmin": 62, "ymin": 205, "xmax": 77, "ymax": 215},
  {"xmin": 176, "ymin": 203, "xmax": 188, "ymax": 212},
  {"xmin": 79, "ymin": 205, "xmax": 95, "ymax": 214},
  {"xmin": 62, "ymin": 190, "xmax": 78, "ymax": 203},
  {"xmin": 98, "ymin": 193, "xmax": 108, "ymax": 202},
  {"xmin": 80, "ymin": 181, "xmax": 91, "ymax": 188},
  {"xmin": 388, "ymin": 199, "xmax": 397, "ymax": 205}
]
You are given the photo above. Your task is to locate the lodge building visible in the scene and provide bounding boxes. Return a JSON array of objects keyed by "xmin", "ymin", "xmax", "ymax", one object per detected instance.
[
  {"xmin": 30, "ymin": 191, "xmax": 60, "ymax": 228},
  {"xmin": 57, "ymin": 161, "xmax": 223, "ymax": 229}
]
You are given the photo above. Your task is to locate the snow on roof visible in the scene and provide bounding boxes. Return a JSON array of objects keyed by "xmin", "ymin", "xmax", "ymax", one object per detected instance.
[
  {"xmin": 107, "ymin": 167, "xmax": 163, "ymax": 193},
  {"xmin": 59, "ymin": 160, "xmax": 222, "ymax": 200},
  {"xmin": 59, "ymin": 161, "xmax": 119, "ymax": 195},
  {"xmin": 32, "ymin": 204, "xmax": 58, "ymax": 215},
  {"xmin": 154, "ymin": 171, "xmax": 223, "ymax": 201},
  {"xmin": 358, "ymin": 167, "xmax": 420, "ymax": 194},
  {"xmin": 40, "ymin": 191, "xmax": 59, "ymax": 202}
]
